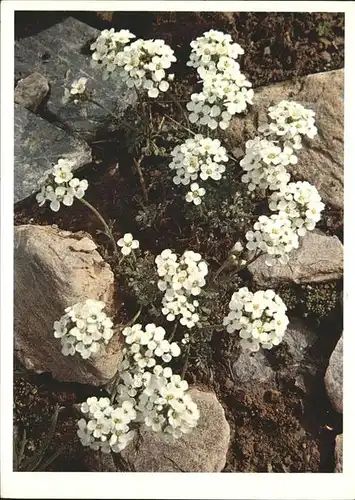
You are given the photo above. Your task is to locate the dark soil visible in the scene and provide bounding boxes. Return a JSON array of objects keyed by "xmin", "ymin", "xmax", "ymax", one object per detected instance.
[
  {"xmin": 14, "ymin": 11, "xmax": 343, "ymax": 473},
  {"xmin": 15, "ymin": 11, "xmax": 345, "ymax": 88}
]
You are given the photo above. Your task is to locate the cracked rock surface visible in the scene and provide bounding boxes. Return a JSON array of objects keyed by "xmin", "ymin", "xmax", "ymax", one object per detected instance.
[
  {"xmin": 14, "ymin": 224, "xmax": 122, "ymax": 385},
  {"xmin": 225, "ymin": 69, "xmax": 344, "ymax": 209}
]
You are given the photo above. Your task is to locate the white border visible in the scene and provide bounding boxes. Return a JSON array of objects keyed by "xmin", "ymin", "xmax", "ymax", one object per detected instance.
[{"xmin": 1, "ymin": 1, "xmax": 354, "ymax": 499}]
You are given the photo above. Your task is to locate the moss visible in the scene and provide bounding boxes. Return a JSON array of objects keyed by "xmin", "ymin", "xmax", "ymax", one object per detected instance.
[
  {"xmin": 301, "ymin": 282, "xmax": 340, "ymax": 319},
  {"xmin": 276, "ymin": 281, "xmax": 342, "ymax": 323},
  {"xmin": 276, "ymin": 284, "xmax": 299, "ymax": 312}
]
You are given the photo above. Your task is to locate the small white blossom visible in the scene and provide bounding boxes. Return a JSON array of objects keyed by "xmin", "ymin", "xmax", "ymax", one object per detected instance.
[
  {"xmin": 169, "ymin": 134, "xmax": 228, "ymax": 201},
  {"xmin": 54, "ymin": 299, "xmax": 114, "ymax": 359},
  {"xmin": 186, "ymin": 30, "xmax": 253, "ymax": 130},
  {"xmin": 62, "ymin": 77, "xmax": 89, "ymax": 104},
  {"xmin": 245, "ymin": 214, "xmax": 300, "ymax": 266},
  {"xmin": 117, "ymin": 233, "xmax": 140, "ymax": 256},
  {"xmin": 36, "ymin": 158, "xmax": 88, "ymax": 212},
  {"xmin": 90, "ymin": 28, "xmax": 136, "ymax": 78},
  {"xmin": 77, "ymin": 396, "xmax": 136, "ymax": 453},
  {"xmin": 269, "ymin": 181, "xmax": 325, "ymax": 236},
  {"xmin": 113, "ymin": 38, "xmax": 176, "ymax": 98},
  {"xmin": 156, "ymin": 249, "xmax": 208, "ymax": 328},
  {"xmin": 223, "ymin": 287, "xmax": 289, "ymax": 351},
  {"xmin": 185, "ymin": 183, "xmax": 206, "ymax": 205},
  {"xmin": 240, "ymin": 136, "xmax": 294, "ymax": 192},
  {"xmin": 259, "ymin": 100, "xmax": 317, "ymax": 148}
]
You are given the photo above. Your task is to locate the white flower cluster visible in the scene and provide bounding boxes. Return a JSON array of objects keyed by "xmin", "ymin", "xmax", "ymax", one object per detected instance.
[
  {"xmin": 170, "ymin": 135, "xmax": 228, "ymax": 185},
  {"xmin": 90, "ymin": 28, "xmax": 136, "ymax": 77},
  {"xmin": 269, "ymin": 181, "xmax": 325, "ymax": 237},
  {"xmin": 36, "ymin": 158, "xmax": 88, "ymax": 212},
  {"xmin": 186, "ymin": 30, "xmax": 253, "ymax": 130},
  {"xmin": 258, "ymin": 100, "xmax": 317, "ymax": 148},
  {"xmin": 117, "ymin": 233, "xmax": 140, "ymax": 256},
  {"xmin": 223, "ymin": 287, "xmax": 289, "ymax": 352},
  {"xmin": 240, "ymin": 136, "xmax": 296, "ymax": 192},
  {"xmin": 239, "ymin": 101, "xmax": 324, "ymax": 267},
  {"xmin": 114, "ymin": 38, "xmax": 176, "ymax": 97},
  {"xmin": 169, "ymin": 135, "xmax": 228, "ymax": 204},
  {"xmin": 117, "ymin": 324, "xmax": 199, "ymax": 438},
  {"xmin": 77, "ymin": 396, "xmax": 136, "ymax": 453},
  {"xmin": 54, "ymin": 299, "xmax": 113, "ymax": 359},
  {"xmin": 245, "ymin": 214, "xmax": 300, "ymax": 266},
  {"xmin": 77, "ymin": 323, "xmax": 200, "ymax": 452},
  {"xmin": 155, "ymin": 249, "xmax": 208, "ymax": 328},
  {"xmin": 62, "ymin": 77, "xmax": 88, "ymax": 104}
]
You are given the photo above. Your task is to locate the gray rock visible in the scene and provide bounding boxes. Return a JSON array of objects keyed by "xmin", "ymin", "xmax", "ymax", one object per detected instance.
[
  {"xmin": 248, "ymin": 230, "xmax": 343, "ymax": 288},
  {"xmin": 14, "ymin": 225, "xmax": 122, "ymax": 385},
  {"xmin": 225, "ymin": 69, "xmax": 344, "ymax": 209},
  {"xmin": 334, "ymin": 434, "xmax": 343, "ymax": 472},
  {"xmin": 282, "ymin": 321, "xmax": 318, "ymax": 363},
  {"xmin": 15, "ymin": 16, "xmax": 136, "ymax": 140},
  {"xmin": 121, "ymin": 388, "xmax": 230, "ymax": 472},
  {"xmin": 277, "ymin": 321, "xmax": 319, "ymax": 392},
  {"xmin": 14, "ymin": 104, "xmax": 91, "ymax": 204},
  {"xmin": 325, "ymin": 334, "xmax": 343, "ymax": 413},
  {"xmin": 15, "ymin": 72, "xmax": 49, "ymax": 111},
  {"xmin": 232, "ymin": 349, "xmax": 275, "ymax": 388}
]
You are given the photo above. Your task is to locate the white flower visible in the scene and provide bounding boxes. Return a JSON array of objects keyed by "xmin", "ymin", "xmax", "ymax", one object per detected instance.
[
  {"xmin": 112, "ymin": 38, "xmax": 176, "ymax": 98},
  {"xmin": 223, "ymin": 288, "xmax": 289, "ymax": 350},
  {"xmin": 156, "ymin": 249, "xmax": 207, "ymax": 328},
  {"xmin": 77, "ymin": 396, "xmax": 136, "ymax": 453},
  {"xmin": 186, "ymin": 31, "xmax": 252, "ymax": 130},
  {"xmin": 240, "ymin": 136, "xmax": 293, "ymax": 192},
  {"xmin": 117, "ymin": 233, "xmax": 140, "ymax": 255},
  {"xmin": 70, "ymin": 77, "xmax": 88, "ymax": 95},
  {"xmin": 186, "ymin": 183, "xmax": 206, "ymax": 205},
  {"xmin": 259, "ymin": 100, "xmax": 317, "ymax": 148},
  {"xmin": 91, "ymin": 28, "xmax": 135, "ymax": 76},
  {"xmin": 170, "ymin": 135, "xmax": 228, "ymax": 194},
  {"xmin": 245, "ymin": 214, "xmax": 300, "ymax": 266},
  {"xmin": 232, "ymin": 241, "xmax": 243, "ymax": 253},
  {"xmin": 36, "ymin": 158, "xmax": 88, "ymax": 212},
  {"xmin": 99, "ymin": 321, "xmax": 200, "ymax": 442},
  {"xmin": 54, "ymin": 300, "xmax": 113, "ymax": 360},
  {"xmin": 269, "ymin": 181, "xmax": 325, "ymax": 236}
]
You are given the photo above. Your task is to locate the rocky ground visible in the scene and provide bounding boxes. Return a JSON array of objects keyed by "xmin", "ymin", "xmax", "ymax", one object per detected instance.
[{"xmin": 13, "ymin": 11, "xmax": 343, "ymax": 473}]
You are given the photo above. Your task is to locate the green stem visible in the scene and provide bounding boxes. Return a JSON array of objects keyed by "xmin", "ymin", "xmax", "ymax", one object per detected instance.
[{"xmin": 78, "ymin": 198, "xmax": 118, "ymax": 255}]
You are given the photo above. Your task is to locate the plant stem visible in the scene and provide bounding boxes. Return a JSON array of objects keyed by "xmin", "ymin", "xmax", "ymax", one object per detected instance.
[
  {"xmin": 168, "ymin": 322, "xmax": 178, "ymax": 342},
  {"xmin": 88, "ymin": 98, "xmax": 123, "ymax": 124},
  {"xmin": 134, "ymin": 85, "xmax": 146, "ymax": 116},
  {"xmin": 133, "ymin": 156, "xmax": 149, "ymax": 203},
  {"xmin": 119, "ymin": 305, "xmax": 142, "ymax": 328},
  {"xmin": 165, "ymin": 114, "xmax": 196, "ymax": 136},
  {"xmin": 212, "ymin": 257, "xmax": 231, "ymax": 283},
  {"xmin": 181, "ymin": 344, "xmax": 191, "ymax": 380},
  {"xmin": 237, "ymin": 250, "xmax": 263, "ymax": 272},
  {"xmin": 78, "ymin": 198, "xmax": 118, "ymax": 255}
]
